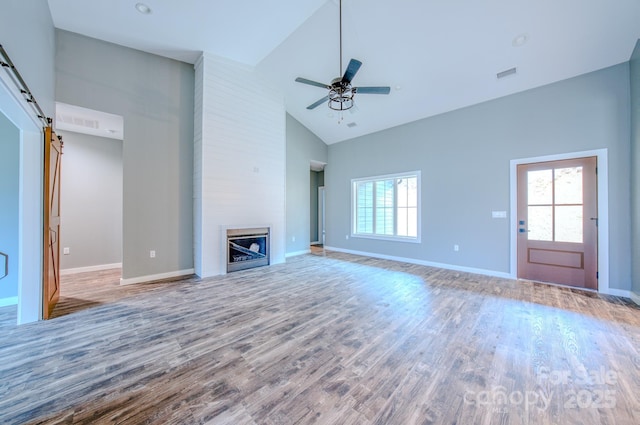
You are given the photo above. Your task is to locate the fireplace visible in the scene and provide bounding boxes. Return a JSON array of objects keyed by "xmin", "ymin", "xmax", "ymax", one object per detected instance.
[{"xmin": 226, "ymin": 227, "xmax": 270, "ymax": 272}]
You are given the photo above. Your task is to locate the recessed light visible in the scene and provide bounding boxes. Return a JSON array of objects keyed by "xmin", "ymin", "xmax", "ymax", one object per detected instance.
[
  {"xmin": 395, "ymin": 85, "xmax": 402, "ymax": 91},
  {"xmin": 135, "ymin": 3, "xmax": 152, "ymax": 14},
  {"xmin": 512, "ymin": 33, "xmax": 528, "ymax": 47}
]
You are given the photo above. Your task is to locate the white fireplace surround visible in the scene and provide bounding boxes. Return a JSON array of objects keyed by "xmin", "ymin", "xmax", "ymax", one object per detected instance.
[{"xmin": 193, "ymin": 52, "xmax": 286, "ymax": 277}]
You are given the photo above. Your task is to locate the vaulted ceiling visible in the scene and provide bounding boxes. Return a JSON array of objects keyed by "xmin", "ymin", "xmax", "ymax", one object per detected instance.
[{"xmin": 47, "ymin": 0, "xmax": 640, "ymax": 144}]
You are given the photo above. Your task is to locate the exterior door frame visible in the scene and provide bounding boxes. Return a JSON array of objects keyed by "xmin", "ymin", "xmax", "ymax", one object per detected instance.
[{"xmin": 510, "ymin": 149, "xmax": 612, "ymax": 295}]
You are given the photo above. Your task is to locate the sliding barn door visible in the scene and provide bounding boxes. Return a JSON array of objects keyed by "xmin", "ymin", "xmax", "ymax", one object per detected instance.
[{"xmin": 43, "ymin": 126, "xmax": 62, "ymax": 319}]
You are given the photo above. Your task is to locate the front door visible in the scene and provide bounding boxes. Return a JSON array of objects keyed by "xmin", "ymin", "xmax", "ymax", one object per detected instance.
[
  {"xmin": 517, "ymin": 156, "xmax": 598, "ymax": 289},
  {"xmin": 43, "ymin": 126, "xmax": 62, "ymax": 319}
]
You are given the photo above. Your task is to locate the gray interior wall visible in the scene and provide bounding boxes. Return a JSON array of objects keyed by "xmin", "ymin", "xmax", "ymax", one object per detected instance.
[
  {"xmin": 0, "ymin": 0, "xmax": 56, "ymax": 119},
  {"xmin": 326, "ymin": 63, "xmax": 632, "ymax": 291},
  {"xmin": 55, "ymin": 30, "xmax": 194, "ymax": 280},
  {"xmin": 631, "ymin": 41, "xmax": 640, "ymax": 298},
  {"xmin": 286, "ymin": 114, "xmax": 328, "ymax": 253},
  {"xmin": 0, "ymin": 113, "xmax": 20, "ymax": 301},
  {"xmin": 59, "ymin": 131, "xmax": 123, "ymax": 270}
]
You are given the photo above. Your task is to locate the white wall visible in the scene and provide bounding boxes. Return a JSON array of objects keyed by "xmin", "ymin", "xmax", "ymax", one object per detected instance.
[
  {"xmin": 59, "ymin": 131, "xmax": 123, "ymax": 272},
  {"xmin": 194, "ymin": 53, "xmax": 286, "ymax": 277}
]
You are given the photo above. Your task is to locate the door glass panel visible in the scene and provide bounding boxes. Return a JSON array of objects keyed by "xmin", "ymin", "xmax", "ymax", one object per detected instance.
[
  {"xmin": 528, "ymin": 170, "xmax": 552, "ymax": 205},
  {"xmin": 555, "ymin": 167, "xmax": 582, "ymax": 204},
  {"xmin": 555, "ymin": 206, "xmax": 583, "ymax": 243},
  {"xmin": 528, "ymin": 206, "xmax": 552, "ymax": 241}
]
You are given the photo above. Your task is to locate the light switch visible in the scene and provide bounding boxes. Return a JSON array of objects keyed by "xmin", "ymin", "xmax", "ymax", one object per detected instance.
[{"xmin": 492, "ymin": 211, "xmax": 507, "ymax": 218}]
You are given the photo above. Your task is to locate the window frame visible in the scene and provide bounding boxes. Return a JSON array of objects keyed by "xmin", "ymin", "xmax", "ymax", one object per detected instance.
[{"xmin": 351, "ymin": 171, "xmax": 421, "ymax": 243}]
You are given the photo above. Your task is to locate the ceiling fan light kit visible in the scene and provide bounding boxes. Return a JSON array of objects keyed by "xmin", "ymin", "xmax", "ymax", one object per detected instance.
[{"xmin": 295, "ymin": 0, "xmax": 390, "ymax": 114}]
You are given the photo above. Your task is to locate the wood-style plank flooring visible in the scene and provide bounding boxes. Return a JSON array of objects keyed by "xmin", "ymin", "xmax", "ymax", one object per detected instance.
[{"xmin": 1, "ymin": 250, "xmax": 639, "ymax": 424}]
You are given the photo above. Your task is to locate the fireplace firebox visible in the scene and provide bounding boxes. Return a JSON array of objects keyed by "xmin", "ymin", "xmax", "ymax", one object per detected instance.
[{"xmin": 226, "ymin": 227, "xmax": 270, "ymax": 272}]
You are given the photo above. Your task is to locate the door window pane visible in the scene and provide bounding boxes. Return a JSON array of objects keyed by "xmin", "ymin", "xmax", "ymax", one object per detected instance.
[
  {"xmin": 555, "ymin": 206, "xmax": 583, "ymax": 243},
  {"xmin": 528, "ymin": 206, "xmax": 552, "ymax": 241},
  {"xmin": 555, "ymin": 167, "xmax": 582, "ymax": 204},
  {"xmin": 528, "ymin": 170, "xmax": 552, "ymax": 205}
]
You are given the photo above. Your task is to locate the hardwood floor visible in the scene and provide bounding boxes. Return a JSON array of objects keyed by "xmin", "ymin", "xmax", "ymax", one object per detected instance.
[{"xmin": 1, "ymin": 250, "xmax": 639, "ymax": 424}]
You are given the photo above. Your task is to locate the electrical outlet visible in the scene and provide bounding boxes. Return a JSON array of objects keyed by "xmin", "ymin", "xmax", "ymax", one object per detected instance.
[
  {"xmin": 454, "ymin": 244, "xmax": 459, "ymax": 252},
  {"xmin": 63, "ymin": 247, "xmax": 70, "ymax": 255},
  {"xmin": 150, "ymin": 250, "xmax": 156, "ymax": 258},
  {"xmin": 345, "ymin": 235, "xmax": 349, "ymax": 240},
  {"xmin": 292, "ymin": 236, "xmax": 296, "ymax": 242}
]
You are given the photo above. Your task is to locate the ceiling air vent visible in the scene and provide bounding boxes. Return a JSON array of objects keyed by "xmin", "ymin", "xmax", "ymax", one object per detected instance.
[
  {"xmin": 347, "ymin": 122, "xmax": 357, "ymax": 128},
  {"xmin": 497, "ymin": 67, "xmax": 517, "ymax": 79}
]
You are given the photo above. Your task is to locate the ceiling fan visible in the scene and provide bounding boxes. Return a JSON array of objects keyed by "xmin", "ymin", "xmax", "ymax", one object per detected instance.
[{"xmin": 294, "ymin": 0, "xmax": 390, "ymax": 112}]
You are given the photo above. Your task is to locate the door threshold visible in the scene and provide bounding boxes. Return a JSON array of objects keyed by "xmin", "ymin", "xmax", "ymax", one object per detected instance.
[{"xmin": 517, "ymin": 278, "xmax": 598, "ymax": 294}]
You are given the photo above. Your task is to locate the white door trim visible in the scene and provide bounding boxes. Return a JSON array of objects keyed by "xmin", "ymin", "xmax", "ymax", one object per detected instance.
[
  {"xmin": 0, "ymin": 74, "xmax": 44, "ymax": 324},
  {"xmin": 318, "ymin": 186, "xmax": 325, "ymax": 245},
  {"xmin": 509, "ymin": 149, "xmax": 614, "ymax": 295}
]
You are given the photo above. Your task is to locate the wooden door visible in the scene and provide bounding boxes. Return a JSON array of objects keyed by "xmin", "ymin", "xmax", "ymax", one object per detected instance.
[
  {"xmin": 517, "ymin": 157, "xmax": 597, "ymax": 289},
  {"xmin": 43, "ymin": 126, "xmax": 62, "ymax": 319}
]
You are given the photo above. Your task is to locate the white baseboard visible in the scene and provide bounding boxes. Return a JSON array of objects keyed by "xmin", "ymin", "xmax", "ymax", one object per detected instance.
[
  {"xmin": 599, "ymin": 287, "xmax": 632, "ymax": 298},
  {"xmin": 0, "ymin": 296, "xmax": 18, "ymax": 307},
  {"xmin": 323, "ymin": 246, "xmax": 513, "ymax": 280},
  {"xmin": 61, "ymin": 263, "xmax": 122, "ymax": 276},
  {"xmin": 120, "ymin": 268, "xmax": 195, "ymax": 286},
  {"xmin": 286, "ymin": 249, "xmax": 311, "ymax": 258},
  {"xmin": 323, "ymin": 246, "xmax": 639, "ymax": 301}
]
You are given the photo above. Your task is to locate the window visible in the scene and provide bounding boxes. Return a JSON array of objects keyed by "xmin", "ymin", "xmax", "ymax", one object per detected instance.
[{"xmin": 352, "ymin": 171, "xmax": 420, "ymax": 242}]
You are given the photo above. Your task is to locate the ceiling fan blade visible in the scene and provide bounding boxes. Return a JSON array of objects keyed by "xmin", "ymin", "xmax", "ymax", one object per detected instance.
[
  {"xmin": 295, "ymin": 77, "xmax": 330, "ymax": 89},
  {"xmin": 342, "ymin": 59, "xmax": 362, "ymax": 84},
  {"xmin": 307, "ymin": 96, "xmax": 329, "ymax": 110},
  {"xmin": 355, "ymin": 86, "xmax": 391, "ymax": 95}
]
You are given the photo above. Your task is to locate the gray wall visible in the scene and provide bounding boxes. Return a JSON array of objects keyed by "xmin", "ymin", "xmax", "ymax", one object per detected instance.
[
  {"xmin": 55, "ymin": 30, "xmax": 194, "ymax": 280},
  {"xmin": 59, "ymin": 131, "xmax": 123, "ymax": 271},
  {"xmin": 0, "ymin": 0, "xmax": 56, "ymax": 119},
  {"xmin": 286, "ymin": 114, "xmax": 328, "ymax": 253},
  {"xmin": 0, "ymin": 113, "xmax": 20, "ymax": 301},
  {"xmin": 631, "ymin": 41, "xmax": 640, "ymax": 298},
  {"xmin": 326, "ymin": 64, "xmax": 632, "ymax": 291}
]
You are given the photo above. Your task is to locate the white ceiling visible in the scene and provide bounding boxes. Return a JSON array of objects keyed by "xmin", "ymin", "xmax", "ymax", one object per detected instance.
[{"xmin": 47, "ymin": 0, "xmax": 640, "ymax": 145}]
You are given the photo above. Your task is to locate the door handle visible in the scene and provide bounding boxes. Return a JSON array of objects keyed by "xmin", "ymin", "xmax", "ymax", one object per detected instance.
[
  {"xmin": 0, "ymin": 251, "xmax": 7, "ymax": 280},
  {"xmin": 590, "ymin": 217, "xmax": 598, "ymax": 226}
]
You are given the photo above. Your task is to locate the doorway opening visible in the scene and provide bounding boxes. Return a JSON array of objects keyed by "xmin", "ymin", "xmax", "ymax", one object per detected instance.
[
  {"xmin": 0, "ymin": 80, "xmax": 45, "ymax": 325},
  {"xmin": 55, "ymin": 103, "xmax": 124, "ymax": 307},
  {"xmin": 310, "ymin": 161, "xmax": 326, "ymax": 247}
]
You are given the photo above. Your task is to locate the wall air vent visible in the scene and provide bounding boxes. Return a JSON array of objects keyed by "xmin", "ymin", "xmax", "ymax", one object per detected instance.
[
  {"xmin": 497, "ymin": 67, "xmax": 517, "ymax": 79},
  {"xmin": 57, "ymin": 113, "xmax": 100, "ymax": 129}
]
